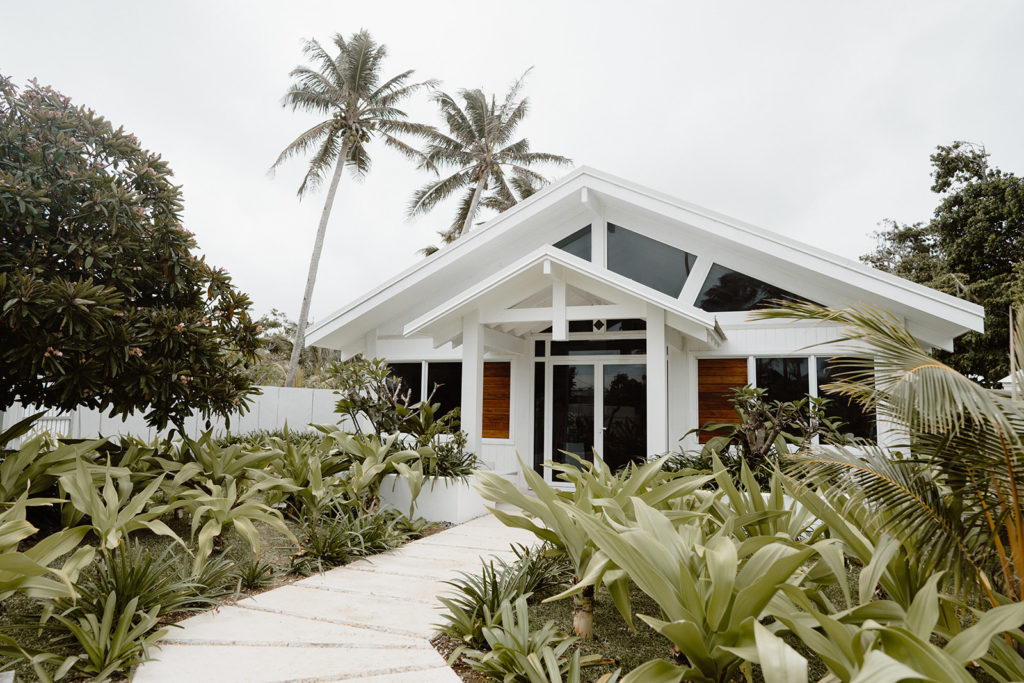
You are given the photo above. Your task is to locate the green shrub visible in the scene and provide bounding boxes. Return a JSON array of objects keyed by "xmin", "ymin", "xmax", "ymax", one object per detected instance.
[
  {"xmin": 232, "ymin": 554, "xmax": 279, "ymax": 592},
  {"xmin": 461, "ymin": 597, "xmax": 619, "ymax": 683},
  {"xmin": 66, "ymin": 540, "xmax": 210, "ymax": 620},
  {"xmin": 289, "ymin": 510, "xmax": 409, "ymax": 575},
  {"xmin": 182, "ymin": 553, "xmax": 238, "ymax": 604},
  {"xmin": 45, "ymin": 593, "xmax": 166, "ymax": 681},
  {"xmin": 435, "ymin": 550, "xmax": 560, "ymax": 650}
]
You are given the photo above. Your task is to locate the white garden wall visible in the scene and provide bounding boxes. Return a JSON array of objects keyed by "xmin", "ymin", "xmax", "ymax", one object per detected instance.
[{"xmin": 0, "ymin": 386, "xmax": 343, "ymax": 443}]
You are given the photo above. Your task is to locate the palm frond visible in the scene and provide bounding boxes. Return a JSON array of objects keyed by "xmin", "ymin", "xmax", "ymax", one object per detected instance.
[{"xmin": 407, "ymin": 169, "xmax": 474, "ymax": 216}]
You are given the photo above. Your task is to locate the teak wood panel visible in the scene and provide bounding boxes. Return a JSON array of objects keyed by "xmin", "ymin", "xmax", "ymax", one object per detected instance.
[
  {"xmin": 697, "ymin": 358, "xmax": 748, "ymax": 443},
  {"xmin": 482, "ymin": 361, "xmax": 511, "ymax": 439}
]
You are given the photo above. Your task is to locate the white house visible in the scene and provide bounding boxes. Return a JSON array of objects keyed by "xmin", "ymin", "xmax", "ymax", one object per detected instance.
[{"xmin": 306, "ymin": 168, "xmax": 985, "ymax": 483}]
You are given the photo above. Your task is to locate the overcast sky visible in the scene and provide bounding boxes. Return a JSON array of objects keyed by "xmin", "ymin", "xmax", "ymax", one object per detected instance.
[{"xmin": 3, "ymin": 1, "xmax": 1022, "ymax": 324}]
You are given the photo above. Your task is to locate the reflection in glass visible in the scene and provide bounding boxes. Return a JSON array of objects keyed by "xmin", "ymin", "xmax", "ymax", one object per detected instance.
[
  {"xmin": 388, "ymin": 363, "xmax": 422, "ymax": 404},
  {"xmin": 602, "ymin": 365, "xmax": 647, "ymax": 472},
  {"xmin": 755, "ymin": 357, "xmax": 809, "ymax": 403},
  {"xmin": 816, "ymin": 357, "xmax": 877, "ymax": 441},
  {"xmin": 695, "ymin": 264, "xmax": 804, "ymax": 312},
  {"xmin": 606, "ymin": 224, "xmax": 696, "ymax": 296},
  {"xmin": 426, "ymin": 362, "xmax": 462, "ymax": 418},
  {"xmin": 550, "ymin": 339, "xmax": 646, "ymax": 356},
  {"xmin": 552, "ymin": 364, "xmax": 594, "ymax": 467},
  {"xmin": 533, "ymin": 362, "xmax": 545, "ymax": 474},
  {"xmin": 554, "ymin": 226, "xmax": 592, "ymax": 261}
]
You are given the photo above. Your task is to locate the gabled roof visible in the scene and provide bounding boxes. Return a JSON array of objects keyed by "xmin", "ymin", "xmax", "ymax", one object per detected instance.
[
  {"xmin": 306, "ymin": 167, "xmax": 984, "ymax": 351},
  {"xmin": 404, "ymin": 246, "xmax": 725, "ymax": 346}
]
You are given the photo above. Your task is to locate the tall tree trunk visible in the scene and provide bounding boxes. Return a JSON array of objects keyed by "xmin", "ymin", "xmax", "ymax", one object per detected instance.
[
  {"xmin": 285, "ymin": 147, "xmax": 348, "ymax": 387},
  {"xmin": 460, "ymin": 174, "xmax": 487, "ymax": 237}
]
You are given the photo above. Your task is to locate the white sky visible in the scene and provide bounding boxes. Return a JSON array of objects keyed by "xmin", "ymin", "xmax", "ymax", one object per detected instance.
[{"xmin": 3, "ymin": 1, "xmax": 1022, "ymax": 324}]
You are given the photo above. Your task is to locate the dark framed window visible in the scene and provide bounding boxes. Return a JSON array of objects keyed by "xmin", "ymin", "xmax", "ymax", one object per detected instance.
[
  {"xmin": 534, "ymin": 340, "xmax": 546, "ymax": 357},
  {"xmin": 607, "ymin": 224, "xmax": 696, "ymax": 297},
  {"xmin": 695, "ymin": 264, "xmax": 805, "ymax": 312},
  {"xmin": 550, "ymin": 339, "xmax": 646, "ymax": 356},
  {"xmin": 388, "ymin": 363, "xmax": 422, "ymax": 405},
  {"xmin": 816, "ymin": 357, "xmax": 876, "ymax": 440},
  {"xmin": 533, "ymin": 362, "xmax": 545, "ymax": 474},
  {"xmin": 554, "ymin": 226, "xmax": 592, "ymax": 261},
  {"xmin": 755, "ymin": 357, "xmax": 809, "ymax": 403},
  {"xmin": 606, "ymin": 318, "xmax": 646, "ymax": 332},
  {"xmin": 426, "ymin": 362, "xmax": 462, "ymax": 418}
]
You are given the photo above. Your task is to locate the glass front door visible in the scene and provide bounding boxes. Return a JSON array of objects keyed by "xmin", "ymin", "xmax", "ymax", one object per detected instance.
[{"xmin": 549, "ymin": 361, "xmax": 646, "ymax": 476}]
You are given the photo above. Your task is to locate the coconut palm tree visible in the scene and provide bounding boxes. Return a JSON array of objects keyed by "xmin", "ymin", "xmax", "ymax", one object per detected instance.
[
  {"xmin": 273, "ymin": 31, "xmax": 435, "ymax": 387},
  {"xmin": 756, "ymin": 301, "xmax": 1024, "ymax": 606},
  {"xmin": 408, "ymin": 70, "xmax": 571, "ymax": 250}
]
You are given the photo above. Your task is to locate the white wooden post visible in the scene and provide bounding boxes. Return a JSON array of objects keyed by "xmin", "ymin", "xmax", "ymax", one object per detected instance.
[
  {"xmin": 646, "ymin": 304, "xmax": 668, "ymax": 456},
  {"xmin": 461, "ymin": 311, "xmax": 484, "ymax": 458}
]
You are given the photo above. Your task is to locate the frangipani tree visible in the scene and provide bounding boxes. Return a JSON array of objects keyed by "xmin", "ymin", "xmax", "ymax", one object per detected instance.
[{"xmin": 273, "ymin": 31, "xmax": 435, "ymax": 386}]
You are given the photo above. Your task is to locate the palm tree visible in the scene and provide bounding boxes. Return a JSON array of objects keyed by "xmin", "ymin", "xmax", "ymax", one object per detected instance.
[
  {"xmin": 408, "ymin": 70, "xmax": 571, "ymax": 251},
  {"xmin": 756, "ymin": 301, "xmax": 1024, "ymax": 606},
  {"xmin": 273, "ymin": 31, "xmax": 435, "ymax": 387}
]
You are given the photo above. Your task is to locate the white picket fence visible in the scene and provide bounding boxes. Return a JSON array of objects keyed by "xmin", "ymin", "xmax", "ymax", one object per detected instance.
[{"xmin": 0, "ymin": 386, "xmax": 342, "ymax": 443}]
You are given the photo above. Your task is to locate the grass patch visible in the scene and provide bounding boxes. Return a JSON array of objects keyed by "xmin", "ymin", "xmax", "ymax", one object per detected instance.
[{"xmin": 526, "ymin": 584, "xmax": 671, "ymax": 678}]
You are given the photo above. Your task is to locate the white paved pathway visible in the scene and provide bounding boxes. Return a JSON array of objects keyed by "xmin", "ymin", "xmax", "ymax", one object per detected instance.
[{"xmin": 134, "ymin": 513, "xmax": 536, "ymax": 682}]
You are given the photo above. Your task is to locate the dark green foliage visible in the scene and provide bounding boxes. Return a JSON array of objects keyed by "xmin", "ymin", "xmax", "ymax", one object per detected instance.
[
  {"xmin": 329, "ymin": 356, "xmax": 480, "ymax": 475},
  {"xmin": 232, "ymin": 554, "xmax": 279, "ymax": 592},
  {"xmin": 182, "ymin": 553, "xmax": 237, "ymax": 604},
  {"xmin": 64, "ymin": 541, "xmax": 210, "ymax": 620},
  {"xmin": 0, "ymin": 74, "xmax": 261, "ymax": 429},
  {"xmin": 435, "ymin": 546, "xmax": 571, "ymax": 649},
  {"xmin": 862, "ymin": 141, "xmax": 1024, "ymax": 385},
  {"xmin": 289, "ymin": 509, "xmax": 410, "ymax": 575},
  {"xmin": 671, "ymin": 386, "xmax": 848, "ymax": 487}
]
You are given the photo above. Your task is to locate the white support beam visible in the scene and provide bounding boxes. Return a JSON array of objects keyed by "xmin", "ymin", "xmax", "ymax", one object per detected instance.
[
  {"xmin": 665, "ymin": 327, "xmax": 686, "ymax": 353},
  {"xmin": 666, "ymin": 310, "xmax": 718, "ymax": 343},
  {"xmin": 483, "ymin": 304, "xmax": 645, "ymax": 325},
  {"xmin": 592, "ymin": 217, "xmax": 608, "ymax": 270},
  {"xmin": 552, "ymin": 279, "xmax": 568, "ymax": 341},
  {"xmin": 483, "ymin": 326, "xmax": 528, "ymax": 355},
  {"xmin": 428, "ymin": 320, "xmax": 462, "ymax": 349},
  {"xmin": 461, "ymin": 311, "xmax": 484, "ymax": 458},
  {"xmin": 678, "ymin": 256, "xmax": 713, "ymax": 307},
  {"xmin": 646, "ymin": 304, "xmax": 668, "ymax": 456},
  {"xmin": 363, "ymin": 330, "xmax": 377, "ymax": 359}
]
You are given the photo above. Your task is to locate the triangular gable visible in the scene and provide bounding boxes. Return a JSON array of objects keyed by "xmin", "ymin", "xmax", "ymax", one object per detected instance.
[
  {"xmin": 404, "ymin": 246, "xmax": 723, "ymax": 348},
  {"xmin": 306, "ymin": 167, "xmax": 983, "ymax": 352}
]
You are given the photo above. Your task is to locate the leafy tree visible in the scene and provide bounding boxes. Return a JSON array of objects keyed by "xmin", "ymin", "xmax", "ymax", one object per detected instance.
[
  {"xmin": 862, "ymin": 141, "xmax": 1024, "ymax": 384},
  {"xmin": 0, "ymin": 75, "xmax": 260, "ymax": 429},
  {"xmin": 408, "ymin": 70, "xmax": 571, "ymax": 253},
  {"xmin": 273, "ymin": 31, "xmax": 435, "ymax": 387}
]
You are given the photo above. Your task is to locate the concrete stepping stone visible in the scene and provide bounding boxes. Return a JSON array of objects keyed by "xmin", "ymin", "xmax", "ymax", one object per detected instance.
[{"xmin": 135, "ymin": 511, "xmax": 538, "ymax": 682}]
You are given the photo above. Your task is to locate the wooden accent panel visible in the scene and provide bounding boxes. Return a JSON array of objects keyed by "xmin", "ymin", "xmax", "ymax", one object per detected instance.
[
  {"xmin": 697, "ymin": 358, "xmax": 748, "ymax": 443},
  {"xmin": 482, "ymin": 362, "xmax": 511, "ymax": 439}
]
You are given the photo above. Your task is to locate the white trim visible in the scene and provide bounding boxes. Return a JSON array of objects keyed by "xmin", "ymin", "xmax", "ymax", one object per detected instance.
[{"xmin": 307, "ymin": 166, "xmax": 983, "ymax": 351}]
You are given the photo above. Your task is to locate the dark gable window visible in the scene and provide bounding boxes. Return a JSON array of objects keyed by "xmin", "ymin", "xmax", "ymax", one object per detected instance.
[
  {"xmin": 550, "ymin": 339, "xmax": 646, "ymax": 356},
  {"xmin": 695, "ymin": 264, "xmax": 805, "ymax": 312},
  {"xmin": 554, "ymin": 226, "xmax": 592, "ymax": 261},
  {"xmin": 816, "ymin": 357, "xmax": 877, "ymax": 440},
  {"xmin": 426, "ymin": 362, "xmax": 462, "ymax": 418},
  {"xmin": 388, "ymin": 363, "xmax": 422, "ymax": 404},
  {"xmin": 755, "ymin": 357, "xmax": 809, "ymax": 403},
  {"xmin": 606, "ymin": 224, "xmax": 696, "ymax": 297}
]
